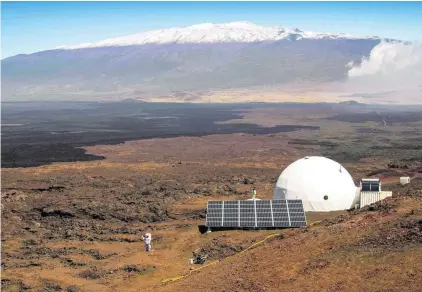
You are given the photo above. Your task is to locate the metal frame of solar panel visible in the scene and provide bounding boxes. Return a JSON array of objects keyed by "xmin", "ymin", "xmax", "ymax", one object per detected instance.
[{"xmin": 205, "ymin": 199, "xmax": 307, "ymax": 229}]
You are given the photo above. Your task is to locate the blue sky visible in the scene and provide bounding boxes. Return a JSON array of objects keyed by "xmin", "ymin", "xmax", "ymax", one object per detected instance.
[{"xmin": 2, "ymin": 1, "xmax": 422, "ymax": 58}]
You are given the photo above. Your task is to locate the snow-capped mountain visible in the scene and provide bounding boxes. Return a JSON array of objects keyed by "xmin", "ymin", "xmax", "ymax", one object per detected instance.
[
  {"xmin": 57, "ymin": 21, "xmax": 380, "ymax": 50},
  {"xmin": 2, "ymin": 21, "xmax": 393, "ymax": 101}
]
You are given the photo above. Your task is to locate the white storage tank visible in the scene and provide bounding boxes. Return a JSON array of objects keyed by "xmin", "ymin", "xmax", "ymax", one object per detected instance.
[{"xmin": 400, "ymin": 177, "xmax": 411, "ymax": 186}]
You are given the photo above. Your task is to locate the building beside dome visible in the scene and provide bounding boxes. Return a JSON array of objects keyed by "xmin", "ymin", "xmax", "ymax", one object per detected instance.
[
  {"xmin": 359, "ymin": 178, "xmax": 393, "ymax": 208},
  {"xmin": 203, "ymin": 155, "xmax": 393, "ymax": 232},
  {"xmin": 274, "ymin": 156, "xmax": 360, "ymax": 212}
]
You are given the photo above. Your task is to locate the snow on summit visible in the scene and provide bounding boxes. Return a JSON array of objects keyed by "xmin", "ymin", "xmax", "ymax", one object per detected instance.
[{"xmin": 57, "ymin": 21, "xmax": 379, "ymax": 49}]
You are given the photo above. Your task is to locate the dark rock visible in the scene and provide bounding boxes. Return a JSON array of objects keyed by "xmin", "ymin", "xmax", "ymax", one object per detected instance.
[
  {"xmin": 42, "ymin": 280, "xmax": 62, "ymax": 291},
  {"xmin": 66, "ymin": 286, "xmax": 80, "ymax": 292},
  {"xmin": 78, "ymin": 267, "xmax": 106, "ymax": 279},
  {"xmin": 40, "ymin": 207, "xmax": 75, "ymax": 218}
]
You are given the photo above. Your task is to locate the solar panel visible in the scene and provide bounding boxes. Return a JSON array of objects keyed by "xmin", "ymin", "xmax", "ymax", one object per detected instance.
[
  {"xmin": 239, "ymin": 200, "xmax": 255, "ymax": 227},
  {"xmin": 223, "ymin": 201, "xmax": 239, "ymax": 227},
  {"xmin": 287, "ymin": 200, "xmax": 307, "ymax": 227},
  {"xmin": 272, "ymin": 200, "xmax": 290, "ymax": 228},
  {"xmin": 206, "ymin": 201, "xmax": 223, "ymax": 227},
  {"xmin": 256, "ymin": 200, "xmax": 272, "ymax": 227},
  {"xmin": 206, "ymin": 199, "xmax": 307, "ymax": 228}
]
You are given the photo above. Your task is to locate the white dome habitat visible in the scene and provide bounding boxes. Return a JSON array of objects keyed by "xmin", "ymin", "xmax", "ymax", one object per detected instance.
[{"xmin": 274, "ymin": 156, "xmax": 359, "ymax": 212}]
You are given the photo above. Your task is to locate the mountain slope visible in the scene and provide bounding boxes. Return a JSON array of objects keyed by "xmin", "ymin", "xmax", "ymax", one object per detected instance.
[
  {"xmin": 158, "ymin": 181, "xmax": 422, "ymax": 292},
  {"xmin": 2, "ymin": 22, "xmax": 391, "ymax": 101}
]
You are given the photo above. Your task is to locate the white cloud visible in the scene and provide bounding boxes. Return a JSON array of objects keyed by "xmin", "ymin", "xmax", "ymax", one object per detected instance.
[
  {"xmin": 348, "ymin": 41, "xmax": 422, "ymax": 78},
  {"xmin": 342, "ymin": 41, "xmax": 422, "ymax": 104}
]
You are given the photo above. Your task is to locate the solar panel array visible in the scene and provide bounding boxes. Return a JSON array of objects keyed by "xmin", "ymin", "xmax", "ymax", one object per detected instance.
[{"xmin": 206, "ymin": 199, "xmax": 307, "ymax": 228}]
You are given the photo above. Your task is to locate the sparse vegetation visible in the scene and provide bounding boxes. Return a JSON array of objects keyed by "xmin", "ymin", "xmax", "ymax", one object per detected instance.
[
  {"xmin": 42, "ymin": 280, "xmax": 63, "ymax": 292},
  {"xmin": 2, "ymin": 103, "xmax": 421, "ymax": 291},
  {"xmin": 78, "ymin": 267, "xmax": 107, "ymax": 279},
  {"xmin": 122, "ymin": 265, "xmax": 157, "ymax": 275},
  {"xmin": 66, "ymin": 286, "xmax": 80, "ymax": 292}
]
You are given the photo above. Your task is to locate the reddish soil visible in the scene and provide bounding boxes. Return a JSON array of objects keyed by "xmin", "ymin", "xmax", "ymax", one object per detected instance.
[{"xmin": 2, "ymin": 112, "xmax": 422, "ymax": 291}]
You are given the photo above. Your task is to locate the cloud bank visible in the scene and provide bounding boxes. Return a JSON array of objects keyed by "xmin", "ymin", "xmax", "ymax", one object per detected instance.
[
  {"xmin": 343, "ymin": 41, "xmax": 422, "ymax": 104},
  {"xmin": 348, "ymin": 41, "xmax": 422, "ymax": 78}
]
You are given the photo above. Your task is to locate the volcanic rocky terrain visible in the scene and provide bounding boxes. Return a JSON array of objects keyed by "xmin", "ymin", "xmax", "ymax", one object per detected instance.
[{"xmin": 1, "ymin": 102, "xmax": 422, "ymax": 291}]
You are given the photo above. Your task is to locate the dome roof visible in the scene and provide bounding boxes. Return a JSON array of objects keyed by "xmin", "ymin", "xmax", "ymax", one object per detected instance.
[{"xmin": 274, "ymin": 156, "xmax": 359, "ymax": 212}]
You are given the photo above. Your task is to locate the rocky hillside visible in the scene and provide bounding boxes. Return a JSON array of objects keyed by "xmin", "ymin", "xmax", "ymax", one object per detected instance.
[{"xmin": 159, "ymin": 179, "xmax": 422, "ymax": 292}]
